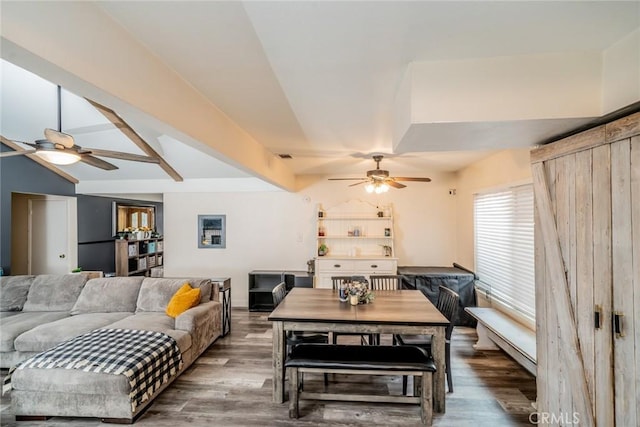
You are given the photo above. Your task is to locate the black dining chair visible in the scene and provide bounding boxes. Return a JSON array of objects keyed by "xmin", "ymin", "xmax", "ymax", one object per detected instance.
[
  {"xmin": 272, "ymin": 282, "xmax": 329, "ymax": 386},
  {"xmin": 395, "ymin": 285, "xmax": 459, "ymax": 394},
  {"xmin": 272, "ymin": 282, "xmax": 329, "ymax": 351}
]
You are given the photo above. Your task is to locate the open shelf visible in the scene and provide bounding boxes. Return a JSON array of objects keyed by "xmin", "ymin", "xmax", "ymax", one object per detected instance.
[{"xmin": 115, "ymin": 238, "xmax": 164, "ymax": 277}]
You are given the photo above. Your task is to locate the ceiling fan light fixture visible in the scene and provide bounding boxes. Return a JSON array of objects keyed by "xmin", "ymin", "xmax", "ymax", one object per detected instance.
[
  {"xmin": 365, "ymin": 183, "xmax": 375, "ymax": 193},
  {"xmin": 374, "ymin": 182, "xmax": 389, "ymax": 194},
  {"xmin": 365, "ymin": 180, "xmax": 389, "ymax": 194},
  {"xmin": 35, "ymin": 148, "xmax": 81, "ymax": 165}
]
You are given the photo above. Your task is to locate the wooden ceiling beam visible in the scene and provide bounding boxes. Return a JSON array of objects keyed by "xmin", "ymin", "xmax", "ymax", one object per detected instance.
[
  {"xmin": 86, "ymin": 99, "xmax": 184, "ymax": 182},
  {"xmin": 0, "ymin": 135, "xmax": 79, "ymax": 184}
]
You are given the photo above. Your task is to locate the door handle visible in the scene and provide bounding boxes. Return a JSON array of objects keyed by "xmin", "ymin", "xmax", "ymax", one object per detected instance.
[
  {"xmin": 594, "ymin": 305, "xmax": 602, "ymax": 329},
  {"xmin": 370, "ymin": 264, "xmax": 378, "ymax": 268},
  {"xmin": 613, "ymin": 311, "xmax": 625, "ymax": 338},
  {"xmin": 59, "ymin": 254, "xmax": 66, "ymax": 259},
  {"xmin": 333, "ymin": 264, "xmax": 341, "ymax": 268}
]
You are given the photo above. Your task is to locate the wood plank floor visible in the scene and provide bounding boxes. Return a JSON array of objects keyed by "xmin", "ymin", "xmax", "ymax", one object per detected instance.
[{"xmin": 1, "ymin": 309, "xmax": 536, "ymax": 426}]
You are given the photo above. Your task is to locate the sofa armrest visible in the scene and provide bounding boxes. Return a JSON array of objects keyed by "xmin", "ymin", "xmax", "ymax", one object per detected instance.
[
  {"xmin": 175, "ymin": 301, "xmax": 221, "ymax": 356},
  {"xmin": 210, "ymin": 280, "xmax": 219, "ymax": 302},
  {"xmin": 175, "ymin": 301, "xmax": 216, "ymax": 332}
]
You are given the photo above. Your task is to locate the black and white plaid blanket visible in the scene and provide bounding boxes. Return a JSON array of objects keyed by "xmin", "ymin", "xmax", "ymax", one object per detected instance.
[{"xmin": 12, "ymin": 328, "xmax": 183, "ymax": 412}]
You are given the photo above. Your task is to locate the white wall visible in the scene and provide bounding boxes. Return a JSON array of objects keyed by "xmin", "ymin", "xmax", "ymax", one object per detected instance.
[
  {"xmin": 603, "ymin": 28, "xmax": 640, "ymax": 114},
  {"xmin": 407, "ymin": 52, "xmax": 603, "ymax": 123},
  {"xmin": 164, "ymin": 171, "xmax": 458, "ymax": 307}
]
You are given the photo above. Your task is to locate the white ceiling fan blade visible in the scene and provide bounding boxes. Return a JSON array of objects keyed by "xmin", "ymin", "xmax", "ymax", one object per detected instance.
[
  {"xmin": 0, "ymin": 150, "xmax": 36, "ymax": 158},
  {"xmin": 79, "ymin": 154, "xmax": 119, "ymax": 170},
  {"xmin": 393, "ymin": 177, "xmax": 432, "ymax": 182},
  {"xmin": 86, "ymin": 148, "xmax": 160, "ymax": 163},
  {"xmin": 44, "ymin": 128, "xmax": 75, "ymax": 148},
  {"xmin": 387, "ymin": 180, "xmax": 406, "ymax": 189}
]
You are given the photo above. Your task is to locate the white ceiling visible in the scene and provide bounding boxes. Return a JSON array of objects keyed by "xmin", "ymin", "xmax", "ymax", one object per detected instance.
[{"xmin": 1, "ymin": 1, "xmax": 639, "ymax": 188}]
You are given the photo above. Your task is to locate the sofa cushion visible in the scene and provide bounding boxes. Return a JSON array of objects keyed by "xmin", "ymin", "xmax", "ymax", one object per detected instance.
[
  {"xmin": 106, "ymin": 312, "xmax": 192, "ymax": 354},
  {"xmin": 0, "ymin": 312, "xmax": 69, "ymax": 352},
  {"xmin": 166, "ymin": 285, "xmax": 201, "ymax": 318},
  {"xmin": 22, "ymin": 274, "xmax": 89, "ymax": 312},
  {"xmin": 136, "ymin": 278, "xmax": 211, "ymax": 313},
  {"xmin": 0, "ymin": 276, "xmax": 35, "ymax": 312},
  {"xmin": 14, "ymin": 312, "xmax": 133, "ymax": 353},
  {"xmin": 71, "ymin": 277, "xmax": 144, "ymax": 315}
]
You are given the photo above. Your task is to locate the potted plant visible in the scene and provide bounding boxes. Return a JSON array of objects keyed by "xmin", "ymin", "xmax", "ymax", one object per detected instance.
[
  {"xmin": 318, "ymin": 243, "xmax": 328, "ymax": 256},
  {"xmin": 346, "ymin": 281, "xmax": 375, "ymax": 305}
]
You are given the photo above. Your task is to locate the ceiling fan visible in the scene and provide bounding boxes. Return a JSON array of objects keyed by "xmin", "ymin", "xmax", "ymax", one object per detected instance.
[
  {"xmin": 329, "ymin": 155, "xmax": 431, "ymax": 193},
  {"xmin": 0, "ymin": 86, "xmax": 159, "ymax": 170}
]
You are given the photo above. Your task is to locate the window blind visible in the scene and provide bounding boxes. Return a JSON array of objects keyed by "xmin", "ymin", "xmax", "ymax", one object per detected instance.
[{"xmin": 474, "ymin": 184, "xmax": 535, "ymax": 320}]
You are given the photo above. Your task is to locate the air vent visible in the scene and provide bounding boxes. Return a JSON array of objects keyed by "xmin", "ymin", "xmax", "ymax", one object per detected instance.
[{"xmin": 278, "ymin": 154, "xmax": 293, "ymax": 159}]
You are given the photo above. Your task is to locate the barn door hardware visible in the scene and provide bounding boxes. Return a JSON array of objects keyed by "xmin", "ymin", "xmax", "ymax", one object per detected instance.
[
  {"xmin": 594, "ymin": 305, "xmax": 602, "ymax": 329},
  {"xmin": 613, "ymin": 311, "xmax": 625, "ymax": 338}
]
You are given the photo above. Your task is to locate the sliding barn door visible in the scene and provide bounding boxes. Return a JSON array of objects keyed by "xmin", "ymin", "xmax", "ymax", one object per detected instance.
[
  {"xmin": 532, "ymin": 149, "xmax": 599, "ymax": 427},
  {"xmin": 611, "ymin": 135, "xmax": 639, "ymax": 427},
  {"xmin": 531, "ymin": 111, "xmax": 639, "ymax": 427}
]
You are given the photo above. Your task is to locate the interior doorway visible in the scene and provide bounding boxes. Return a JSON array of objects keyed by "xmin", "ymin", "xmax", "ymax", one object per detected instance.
[{"xmin": 11, "ymin": 193, "xmax": 78, "ymax": 275}]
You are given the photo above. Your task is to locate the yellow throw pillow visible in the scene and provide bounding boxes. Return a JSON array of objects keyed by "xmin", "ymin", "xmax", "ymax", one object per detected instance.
[
  {"xmin": 166, "ymin": 284, "xmax": 201, "ymax": 318},
  {"xmin": 175, "ymin": 283, "xmax": 193, "ymax": 296}
]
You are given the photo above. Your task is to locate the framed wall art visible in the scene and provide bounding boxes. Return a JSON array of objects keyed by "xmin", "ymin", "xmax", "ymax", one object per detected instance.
[{"xmin": 198, "ymin": 215, "xmax": 226, "ymax": 249}]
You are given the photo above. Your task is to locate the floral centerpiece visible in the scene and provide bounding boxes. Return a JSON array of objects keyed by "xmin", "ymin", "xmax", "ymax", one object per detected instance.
[{"xmin": 346, "ymin": 281, "xmax": 375, "ymax": 305}]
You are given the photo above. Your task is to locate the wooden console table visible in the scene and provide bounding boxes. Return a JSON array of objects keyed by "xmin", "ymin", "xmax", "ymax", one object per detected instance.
[{"xmin": 212, "ymin": 277, "xmax": 231, "ymax": 336}]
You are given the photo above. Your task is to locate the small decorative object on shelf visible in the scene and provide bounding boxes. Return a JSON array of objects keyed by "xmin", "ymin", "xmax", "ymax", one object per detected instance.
[
  {"xmin": 124, "ymin": 226, "xmax": 152, "ymax": 241},
  {"xmin": 381, "ymin": 245, "xmax": 392, "ymax": 257},
  {"xmin": 318, "ymin": 243, "xmax": 328, "ymax": 256},
  {"xmin": 346, "ymin": 281, "xmax": 375, "ymax": 305}
]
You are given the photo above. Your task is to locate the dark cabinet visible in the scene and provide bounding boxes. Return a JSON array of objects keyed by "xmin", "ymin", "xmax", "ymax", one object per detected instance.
[{"xmin": 248, "ymin": 270, "xmax": 313, "ymax": 311}]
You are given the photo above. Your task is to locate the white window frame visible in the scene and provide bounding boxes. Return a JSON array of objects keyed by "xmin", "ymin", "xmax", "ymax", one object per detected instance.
[{"xmin": 474, "ymin": 182, "xmax": 535, "ymax": 325}]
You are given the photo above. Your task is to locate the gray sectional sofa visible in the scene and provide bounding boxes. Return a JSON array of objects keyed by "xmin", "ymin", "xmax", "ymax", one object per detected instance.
[{"xmin": 0, "ymin": 273, "xmax": 221, "ymax": 422}]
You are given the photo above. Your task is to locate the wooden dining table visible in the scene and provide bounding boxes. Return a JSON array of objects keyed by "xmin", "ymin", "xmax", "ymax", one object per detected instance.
[{"xmin": 268, "ymin": 287, "xmax": 449, "ymax": 413}]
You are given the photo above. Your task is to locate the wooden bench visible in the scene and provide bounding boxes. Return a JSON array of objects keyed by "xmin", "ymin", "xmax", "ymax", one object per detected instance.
[
  {"xmin": 285, "ymin": 343, "xmax": 436, "ymax": 425},
  {"xmin": 465, "ymin": 307, "xmax": 536, "ymax": 376}
]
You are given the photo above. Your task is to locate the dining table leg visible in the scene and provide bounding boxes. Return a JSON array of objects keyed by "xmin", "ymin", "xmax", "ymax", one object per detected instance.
[
  {"xmin": 272, "ymin": 320, "xmax": 285, "ymax": 403},
  {"xmin": 431, "ymin": 327, "xmax": 446, "ymax": 413}
]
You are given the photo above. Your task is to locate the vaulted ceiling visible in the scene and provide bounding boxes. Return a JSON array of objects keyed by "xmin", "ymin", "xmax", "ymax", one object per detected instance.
[{"xmin": 1, "ymin": 1, "xmax": 638, "ymax": 192}]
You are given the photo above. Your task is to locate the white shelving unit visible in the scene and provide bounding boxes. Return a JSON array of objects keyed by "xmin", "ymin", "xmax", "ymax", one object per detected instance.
[{"xmin": 315, "ymin": 200, "xmax": 397, "ymax": 288}]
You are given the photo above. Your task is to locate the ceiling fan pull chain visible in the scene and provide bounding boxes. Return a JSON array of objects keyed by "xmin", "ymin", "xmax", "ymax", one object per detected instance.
[{"xmin": 57, "ymin": 85, "xmax": 62, "ymax": 132}]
